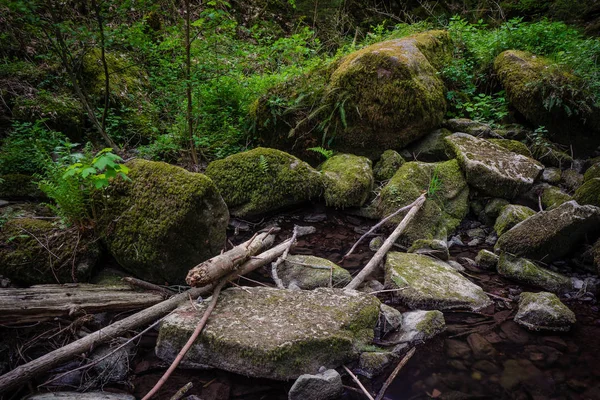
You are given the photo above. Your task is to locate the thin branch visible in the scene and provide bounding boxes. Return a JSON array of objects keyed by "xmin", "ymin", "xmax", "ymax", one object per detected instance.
[
  {"xmin": 374, "ymin": 347, "xmax": 416, "ymax": 400},
  {"xmin": 270, "ymin": 226, "xmax": 298, "ymax": 289},
  {"xmin": 343, "ymin": 365, "xmax": 375, "ymax": 400}
]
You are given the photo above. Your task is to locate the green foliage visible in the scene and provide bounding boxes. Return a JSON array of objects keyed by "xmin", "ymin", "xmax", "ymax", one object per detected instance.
[
  {"xmin": 427, "ymin": 167, "xmax": 443, "ymax": 198},
  {"xmin": 258, "ymin": 155, "xmax": 269, "ymax": 174},
  {"xmin": 307, "ymin": 146, "xmax": 334, "ymax": 160},
  {"xmin": 37, "ymin": 145, "xmax": 129, "ymax": 226}
]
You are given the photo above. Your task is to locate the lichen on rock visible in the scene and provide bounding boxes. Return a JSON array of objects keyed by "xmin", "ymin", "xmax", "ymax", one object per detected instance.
[
  {"xmin": 514, "ymin": 292, "xmax": 576, "ymax": 332},
  {"xmin": 205, "ymin": 147, "xmax": 322, "ymax": 217},
  {"xmin": 320, "ymin": 153, "xmax": 373, "ymax": 208}
]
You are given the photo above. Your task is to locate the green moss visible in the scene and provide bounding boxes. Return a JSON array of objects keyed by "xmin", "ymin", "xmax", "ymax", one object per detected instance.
[
  {"xmin": 415, "ymin": 311, "xmax": 445, "ymax": 337},
  {"xmin": 541, "ymin": 185, "xmax": 572, "ymax": 210},
  {"xmin": 488, "ymin": 139, "xmax": 532, "ymax": 157},
  {"xmin": 584, "ymin": 163, "xmax": 600, "ymax": 182},
  {"xmin": 205, "ymin": 147, "xmax": 323, "ymax": 217},
  {"xmin": 0, "ymin": 174, "xmax": 43, "ymax": 199},
  {"xmin": 377, "ymin": 159, "xmax": 469, "ymax": 245},
  {"xmin": 574, "ymin": 178, "xmax": 600, "ymax": 207},
  {"xmin": 494, "ymin": 204, "xmax": 536, "ymax": 236},
  {"xmin": 282, "ymin": 255, "xmax": 351, "ymax": 289},
  {"xmin": 99, "ymin": 159, "xmax": 229, "ymax": 284},
  {"xmin": 373, "ymin": 150, "xmax": 405, "ymax": 181},
  {"xmin": 320, "ymin": 154, "xmax": 373, "ymax": 208},
  {"xmin": 0, "ymin": 218, "xmax": 100, "ymax": 285},
  {"xmin": 497, "ymin": 253, "xmax": 572, "ymax": 292}
]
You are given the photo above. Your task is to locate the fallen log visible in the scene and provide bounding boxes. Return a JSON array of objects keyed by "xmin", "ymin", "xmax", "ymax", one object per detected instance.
[
  {"xmin": 0, "ymin": 284, "xmax": 164, "ymax": 325},
  {"xmin": 186, "ymin": 228, "xmax": 277, "ymax": 287},
  {"xmin": 0, "ymin": 226, "xmax": 315, "ymax": 395}
]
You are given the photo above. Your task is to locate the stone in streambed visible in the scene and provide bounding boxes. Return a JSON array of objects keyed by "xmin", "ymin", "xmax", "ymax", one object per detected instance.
[
  {"xmin": 497, "ymin": 253, "xmax": 573, "ymax": 293},
  {"xmin": 383, "ymin": 310, "xmax": 446, "ymax": 346},
  {"xmin": 373, "ymin": 150, "xmax": 405, "ymax": 181},
  {"xmin": 515, "ymin": 292, "xmax": 576, "ymax": 332},
  {"xmin": 288, "ymin": 369, "xmax": 343, "ymax": 400},
  {"xmin": 494, "ymin": 204, "xmax": 536, "ymax": 236},
  {"xmin": 156, "ymin": 287, "xmax": 380, "ymax": 380},
  {"xmin": 280, "ymin": 255, "xmax": 351, "ymax": 289},
  {"xmin": 319, "ymin": 154, "xmax": 373, "ymax": 208},
  {"xmin": 384, "ymin": 252, "xmax": 492, "ymax": 312},
  {"xmin": 475, "ymin": 249, "xmax": 499, "ymax": 270}
]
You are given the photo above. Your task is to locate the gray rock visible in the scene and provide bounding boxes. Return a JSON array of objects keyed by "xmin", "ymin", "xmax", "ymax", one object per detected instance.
[
  {"xmin": 447, "ymin": 260, "xmax": 465, "ymax": 272},
  {"xmin": 475, "ymin": 249, "xmax": 499, "ymax": 270},
  {"xmin": 320, "ymin": 154, "xmax": 374, "ymax": 208},
  {"xmin": 541, "ymin": 185, "xmax": 572, "ymax": 210},
  {"xmin": 561, "ymin": 169, "xmax": 584, "ymax": 192},
  {"xmin": 497, "ymin": 253, "xmax": 573, "ymax": 293},
  {"xmin": 485, "ymin": 233, "xmax": 498, "ymax": 246},
  {"xmin": 407, "ymin": 239, "xmax": 449, "ymax": 261},
  {"xmin": 466, "ymin": 228, "xmax": 486, "ymax": 239},
  {"xmin": 280, "ymin": 255, "xmax": 352, "ymax": 289},
  {"xmin": 384, "ymin": 252, "xmax": 492, "ymax": 311},
  {"xmin": 404, "ymin": 128, "xmax": 452, "ymax": 162},
  {"xmin": 495, "ymin": 201, "xmax": 600, "ymax": 262},
  {"xmin": 288, "ymin": 369, "xmax": 343, "ymax": 400},
  {"xmin": 358, "ymin": 352, "xmax": 393, "ymax": 378},
  {"xmin": 444, "ymin": 119, "xmax": 493, "ymax": 137},
  {"xmin": 448, "ymin": 235, "xmax": 464, "ymax": 248},
  {"xmin": 24, "ymin": 393, "xmax": 135, "ymax": 400},
  {"xmin": 384, "ymin": 310, "xmax": 445, "ymax": 346},
  {"xmin": 445, "ymin": 133, "xmax": 543, "ymax": 198},
  {"xmin": 542, "ymin": 168, "xmax": 562, "ymax": 184},
  {"xmin": 515, "ymin": 292, "xmax": 576, "ymax": 332},
  {"xmin": 156, "ymin": 287, "xmax": 380, "ymax": 380},
  {"xmin": 369, "ymin": 236, "xmax": 384, "ymax": 252},
  {"xmin": 484, "ymin": 198, "xmax": 510, "ymax": 222},
  {"xmin": 493, "ymin": 204, "xmax": 536, "ymax": 236},
  {"xmin": 91, "ymin": 339, "xmax": 134, "ymax": 383},
  {"xmin": 378, "ymin": 304, "xmax": 403, "ymax": 337}
]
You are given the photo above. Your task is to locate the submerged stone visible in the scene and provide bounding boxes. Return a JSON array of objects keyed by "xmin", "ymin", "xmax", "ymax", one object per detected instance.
[
  {"xmin": 384, "ymin": 252, "xmax": 492, "ymax": 311},
  {"xmin": 495, "ymin": 200, "xmax": 600, "ymax": 262},
  {"xmin": 320, "ymin": 154, "xmax": 373, "ymax": 208},
  {"xmin": 515, "ymin": 292, "xmax": 576, "ymax": 332},
  {"xmin": 156, "ymin": 287, "xmax": 380, "ymax": 380},
  {"xmin": 497, "ymin": 253, "xmax": 573, "ymax": 293},
  {"xmin": 373, "ymin": 150, "xmax": 405, "ymax": 181},
  {"xmin": 445, "ymin": 133, "xmax": 543, "ymax": 198},
  {"xmin": 280, "ymin": 255, "xmax": 351, "ymax": 289},
  {"xmin": 288, "ymin": 369, "xmax": 343, "ymax": 400},
  {"xmin": 205, "ymin": 147, "xmax": 322, "ymax": 217},
  {"xmin": 494, "ymin": 204, "xmax": 536, "ymax": 236}
]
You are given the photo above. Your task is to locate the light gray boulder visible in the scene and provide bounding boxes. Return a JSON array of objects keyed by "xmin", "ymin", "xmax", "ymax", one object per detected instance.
[
  {"xmin": 288, "ymin": 368, "xmax": 343, "ymax": 400},
  {"xmin": 514, "ymin": 292, "xmax": 576, "ymax": 331},
  {"xmin": 280, "ymin": 255, "xmax": 351, "ymax": 289}
]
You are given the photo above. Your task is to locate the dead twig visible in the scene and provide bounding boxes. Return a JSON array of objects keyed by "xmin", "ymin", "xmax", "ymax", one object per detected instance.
[
  {"xmin": 271, "ymin": 225, "xmax": 299, "ymax": 289},
  {"xmin": 343, "ymin": 365, "xmax": 375, "ymax": 400},
  {"xmin": 122, "ymin": 277, "xmax": 176, "ymax": 297},
  {"xmin": 168, "ymin": 382, "xmax": 193, "ymax": 400},
  {"xmin": 375, "ymin": 347, "xmax": 416, "ymax": 400}
]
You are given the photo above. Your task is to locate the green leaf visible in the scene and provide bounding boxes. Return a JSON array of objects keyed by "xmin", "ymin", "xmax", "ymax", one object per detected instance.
[
  {"xmin": 81, "ymin": 167, "xmax": 97, "ymax": 178},
  {"xmin": 94, "ymin": 178, "xmax": 109, "ymax": 189}
]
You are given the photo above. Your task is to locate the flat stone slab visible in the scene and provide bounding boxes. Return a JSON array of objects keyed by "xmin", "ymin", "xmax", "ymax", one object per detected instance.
[
  {"xmin": 497, "ymin": 254, "xmax": 572, "ymax": 293},
  {"xmin": 445, "ymin": 132, "xmax": 543, "ymax": 198},
  {"xmin": 156, "ymin": 287, "xmax": 380, "ymax": 380},
  {"xmin": 515, "ymin": 292, "xmax": 576, "ymax": 332},
  {"xmin": 384, "ymin": 252, "xmax": 492, "ymax": 312}
]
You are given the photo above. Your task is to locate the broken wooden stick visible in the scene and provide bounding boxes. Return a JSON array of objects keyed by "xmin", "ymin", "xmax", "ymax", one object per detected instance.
[
  {"xmin": 186, "ymin": 228, "xmax": 277, "ymax": 287},
  {"xmin": 374, "ymin": 347, "xmax": 416, "ymax": 400},
  {"xmin": 142, "ymin": 279, "xmax": 227, "ymax": 400},
  {"xmin": 343, "ymin": 195, "xmax": 426, "ymax": 260},
  {"xmin": 271, "ymin": 225, "xmax": 299, "ymax": 289},
  {"xmin": 343, "ymin": 365, "xmax": 375, "ymax": 400},
  {"xmin": 345, "ymin": 193, "xmax": 426, "ymax": 290}
]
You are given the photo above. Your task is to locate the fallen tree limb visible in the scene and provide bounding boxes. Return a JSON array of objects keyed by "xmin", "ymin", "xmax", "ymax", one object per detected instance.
[
  {"xmin": 345, "ymin": 194, "xmax": 426, "ymax": 290},
  {"xmin": 343, "ymin": 365, "xmax": 375, "ymax": 400},
  {"xmin": 271, "ymin": 225, "xmax": 299, "ymax": 289},
  {"xmin": 0, "ymin": 226, "xmax": 316, "ymax": 394},
  {"xmin": 374, "ymin": 347, "xmax": 416, "ymax": 400},
  {"xmin": 186, "ymin": 228, "xmax": 277, "ymax": 287}
]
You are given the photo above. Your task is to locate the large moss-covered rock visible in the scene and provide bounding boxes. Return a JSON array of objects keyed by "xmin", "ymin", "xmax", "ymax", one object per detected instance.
[
  {"xmin": 574, "ymin": 178, "xmax": 600, "ymax": 207},
  {"xmin": 445, "ymin": 133, "xmax": 543, "ymax": 198},
  {"xmin": 377, "ymin": 159, "xmax": 469, "ymax": 245},
  {"xmin": 494, "ymin": 204, "xmax": 536, "ymax": 236},
  {"xmin": 515, "ymin": 292, "xmax": 576, "ymax": 332},
  {"xmin": 205, "ymin": 147, "xmax": 322, "ymax": 217},
  {"xmin": 373, "ymin": 150, "xmax": 405, "ymax": 181},
  {"xmin": 0, "ymin": 174, "xmax": 43, "ymax": 199},
  {"xmin": 99, "ymin": 160, "xmax": 229, "ymax": 284},
  {"xmin": 584, "ymin": 163, "xmax": 600, "ymax": 182},
  {"xmin": 156, "ymin": 287, "xmax": 380, "ymax": 380},
  {"xmin": 280, "ymin": 255, "xmax": 352, "ymax": 289},
  {"xmin": 384, "ymin": 252, "xmax": 492, "ymax": 311},
  {"xmin": 488, "ymin": 139, "xmax": 532, "ymax": 158},
  {"xmin": 494, "ymin": 50, "xmax": 600, "ymax": 148},
  {"xmin": 0, "ymin": 218, "xmax": 100, "ymax": 285},
  {"xmin": 320, "ymin": 154, "xmax": 373, "ymax": 208},
  {"xmin": 253, "ymin": 31, "xmax": 451, "ymax": 158},
  {"xmin": 495, "ymin": 201, "xmax": 600, "ymax": 262},
  {"xmin": 497, "ymin": 254, "xmax": 573, "ymax": 293},
  {"xmin": 541, "ymin": 185, "xmax": 572, "ymax": 210}
]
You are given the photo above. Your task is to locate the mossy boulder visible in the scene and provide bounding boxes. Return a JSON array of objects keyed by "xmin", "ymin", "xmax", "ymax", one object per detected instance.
[
  {"xmin": 383, "ymin": 310, "xmax": 446, "ymax": 347},
  {"xmin": 494, "ymin": 50, "xmax": 600, "ymax": 149},
  {"xmin": 156, "ymin": 287, "xmax": 381, "ymax": 380},
  {"xmin": 541, "ymin": 185, "xmax": 572, "ymax": 210},
  {"xmin": 475, "ymin": 249, "xmax": 499, "ymax": 270},
  {"xmin": 495, "ymin": 201, "xmax": 600, "ymax": 262},
  {"xmin": 515, "ymin": 292, "xmax": 576, "ymax": 332},
  {"xmin": 561, "ymin": 169, "xmax": 584, "ymax": 192},
  {"xmin": 407, "ymin": 238, "xmax": 449, "ymax": 261},
  {"xmin": 320, "ymin": 154, "xmax": 373, "ymax": 208},
  {"xmin": 205, "ymin": 148, "xmax": 322, "ymax": 217},
  {"xmin": 373, "ymin": 150, "xmax": 405, "ymax": 181},
  {"xmin": 445, "ymin": 133, "xmax": 543, "ymax": 198},
  {"xmin": 584, "ymin": 163, "xmax": 600, "ymax": 182},
  {"xmin": 488, "ymin": 139, "xmax": 532, "ymax": 158},
  {"xmin": 0, "ymin": 174, "xmax": 43, "ymax": 199},
  {"xmin": 541, "ymin": 168, "xmax": 562, "ymax": 184},
  {"xmin": 384, "ymin": 252, "xmax": 492, "ymax": 312},
  {"xmin": 252, "ymin": 31, "xmax": 451, "ymax": 158},
  {"xmin": 574, "ymin": 178, "xmax": 600, "ymax": 207},
  {"xmin": 494, "ymin": 205, "xmax": 536, "ymax": 236},
  {"xmin": 280, "ymin": 255, "xmax": 352, "ymax": 289},
  {"xmin": 403, "ymin": 128, "xmax": 452, "ymax": 162},
  {"xmin": 0, "ymin": 218, "xmax": 100, "ymax": 285},
  {"xmin": 98, "ymin": 160, "xmax": 229, "ymax": 284},
  {"xmin": 497, "ymin": 253, "xmax": 573, "ymax": 293},
  {"xmin": 377, "ymin": 159, "xmax": 469, "ymax": 245}
]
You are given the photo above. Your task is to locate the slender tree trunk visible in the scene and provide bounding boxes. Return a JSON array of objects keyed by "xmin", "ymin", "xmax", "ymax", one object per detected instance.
[
  {"xmin": 91, "ymin": 0, "xmax": 110, "ymax": 135},
  {"xmin": 185, "ymin": 0, "xmax": 199, "ymax": 166}
]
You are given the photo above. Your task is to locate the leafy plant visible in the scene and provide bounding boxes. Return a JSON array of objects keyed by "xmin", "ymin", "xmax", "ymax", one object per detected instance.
[
  {"xmin": 258, "ymin": 155, "xmax": 269, "ymax": 174},
  {"xmin": 427, "ymin": 167, "xmax": 442, "ymax": 198},
  {"xmin": 307, "ymin": 146, "xmax": 334, "ymax": 160}
]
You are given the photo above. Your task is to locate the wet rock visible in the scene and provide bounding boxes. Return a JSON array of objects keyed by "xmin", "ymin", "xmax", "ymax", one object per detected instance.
[
  {"xmin": 495, "ymin": 200, "xmax": 600, "ymax": 263},
  {"xmin": 320, "ymin": 154, "xmax": 374, "ymax": 208},
  {"xmin": 373, "ymin": 150, "xmax": 405, "ymax": 181},
  {"xmin": 90, "ymin": 339, "xmax": 134, "ymax": 383},
  {"xmin": 444, "ymin": 133, "xmax": 543, "ymax": 198},
  {"xmin": 500, "ymin": 359, "xmax": 547, "ymax": 392},
  {"xmin": 500, "ymin": 321, "xmax": 530, "ymax": 344},
  {"xmin": 497, "ymin": 253, "xmax": 573, "ymax": 293},
  {"xmin": 288, "ymin": 368, "xmax": 343, "ymax": 400},
  {"xmin": 384, "ymin": 252, "xmax": 492, "ymax": 311},
  {"xmin": 541, "ymin": 185, "xmax": 572, "ymax": 210},
  {"xmin": 156, "ymin": 287, "xmax": 380, "ymax": 380},
  {"xmin": 384, "ymin": 310, "xmax": 445, "ymax": 346},
  {"xmin": 494, "ymin": 204, "xmax": 536, "ymax": 236},
  {"xmin": 524, "ymin": 345, "xmax": 563, "ymax": 368},
  {"xmin": 467, "ymin": 333, "xmax": 497, "ymax": 360},
  {"xmin": 574, "ymin": 178, "xmax": 600, "ymax": 207},
  {"xmin": 541, "ymin": 168, "xmax": 561, "ymax": 184},
  {"xmin": 407, "ymin": 238, "xmax": 449, "ymax": 261},
  {"xmin": 561, "ymin": 169, "xmax": 584, "ymax": 192},
  {"xmin": 24, "ymin": 394, "xmax": 135, "ymax": 400},
  {"xmin": 404, "ymin": 128, "xmax": 452, "ymax": 162},
  {"xmin": 445, "ymin": 339, "xmax": 472, "ymax": 359},
  {"xmin": 472, "ymin": 360, "xmax": 501, "ymax": 374},
  {"xmin": 515, "ymin": 291, "xmax": 576, "ymax": 332},
  {"xmin": 377, "ymin": 159, "xmax": 469, "ymax": 245},
  {"xmin": 378, "ymin": 304, "xmax": 403, "ymax": 337},
  {"xmin": 280, "ymin": 255, "xmax": 351, "ymax": 289},
  {"xmin": 475, "ymin": 249, "xmax": 499, "ymax": 270},
  {"xmin": 358, "ymin": 352, "xmax": 393, "ymax": 378}
]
